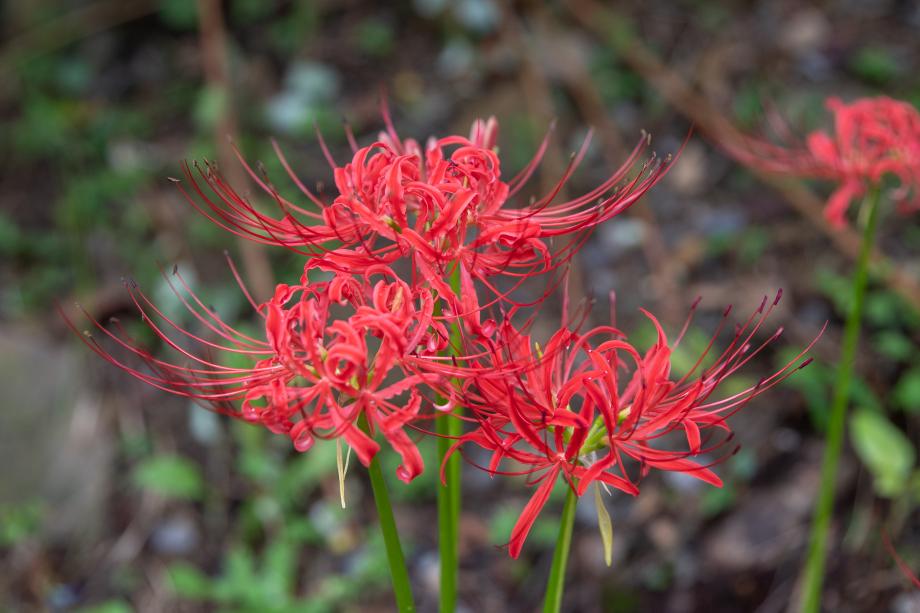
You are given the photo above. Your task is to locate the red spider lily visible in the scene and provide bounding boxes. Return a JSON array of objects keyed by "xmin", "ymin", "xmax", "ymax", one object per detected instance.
[
  {"xmin": 730, "ymin": 96, "xmax": 920, "ymax": 227},
  {"xmin": 445, "ymin": 291, "xmax": 821, "ymax": 558},
  {"xmin": 172, "ymin": 111, "xmax": 673, "ymax": 314},
  {"xmin": 63, "ymin": 262, "xmax": 448, "ymax": 483}
]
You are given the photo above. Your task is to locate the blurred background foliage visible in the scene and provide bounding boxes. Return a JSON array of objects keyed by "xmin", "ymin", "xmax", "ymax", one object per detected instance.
[{"xmin": 1, "ymin": 0, "xmax": 919, "ymax": 611}]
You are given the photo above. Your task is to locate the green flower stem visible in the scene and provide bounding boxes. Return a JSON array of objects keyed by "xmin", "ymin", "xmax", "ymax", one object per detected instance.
[
  {"xmin": 361, "ymin": 416, "xmax": 416, "ymax": 612},
  {"xmin": 437, "ymin": 266, "xmax": 464, "ymax": 612},
  {"xmin": 543, "ymin": 485, "xmax": 579, "ymax": 613},
  {"xmin": 436, "ymin": 415, "xmax": 457, "ymax": 613},
  {"xmin": 801, "ymin": 187, "xmax": 882, "ymax": 612}
]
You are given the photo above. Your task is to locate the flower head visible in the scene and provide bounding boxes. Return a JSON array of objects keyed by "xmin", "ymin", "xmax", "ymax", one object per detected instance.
[
  {"xmin": 65, "ymin": 263, "xmax": 447, "ymax": 483},
  {"xmin": 448, "ymin": 292, "xmax": 819, "ymax": 557},
  {"xmin": 730, "ymin": 96, "xmax": 920, "ymax": 227},
  {"xmin": 175, "ymin": 111, "xmax": 672, "ymax": 313}
]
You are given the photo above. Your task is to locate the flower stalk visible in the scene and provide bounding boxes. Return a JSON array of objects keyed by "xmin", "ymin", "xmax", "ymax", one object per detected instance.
[
  {"xmin": 543, "ymin": 486, "xmax": 578, "ymax": 613},
  {"xmin": 362, "ymin": 415, "xmax": 416, "ymax": 612},
  {"xmin": 436, "ymin": 414, "xmax": 458, "ymax": 613},
  {"xmin": 800, "ymin": 186, "xmax": 882, "ymax": 611},
  {"xmin": 437, "ymin": 265, "xmax": 464, "ymax": 613}
]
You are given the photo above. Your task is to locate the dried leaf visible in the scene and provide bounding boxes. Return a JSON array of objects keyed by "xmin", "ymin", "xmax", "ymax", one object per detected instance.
[
  {"xmin": 337, "ymin": 438, "xmax": 350, "ymax": 509},
  {"xmin": 594, "ymin": 482, "xmax": 613, "ymax": 567}
]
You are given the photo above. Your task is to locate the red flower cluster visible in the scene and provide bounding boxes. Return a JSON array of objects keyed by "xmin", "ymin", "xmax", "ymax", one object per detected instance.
[
  {"xmin": 177, "ymin": 115, "xmax": 669, "ymax": 311},
  {"xmin": 69, "ymin": 264, "xmax": 449, "ymax": 484},
  {"xmin": 447, "ymin": 293, "xmax": 818, "ymax": 557},
  {"xmin": 69, "ymin": 112, "xmax": 815, "ymax": 557},
  {"xmin": 730, "ymin": 96, "xmax": 920, "ymax": 227}
]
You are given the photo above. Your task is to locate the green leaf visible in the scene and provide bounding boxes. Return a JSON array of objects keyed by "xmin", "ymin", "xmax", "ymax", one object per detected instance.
[
  {"xmin": 231, "ymin": 0, "xmax": 275, "ymax": 21},
  {"xmin": 865, "ymin": 291, "xmax": 904, "ymax": 327},
  {"xmin": 133, "ymin": 455, "xmax": 204, "ymax": 501},
  {"xmin": 0, "ymin": 213, "xmax": 21, "ymax": 257},
  {"xmin": 594, "ymin": 483, "xmax": 614, "ymax": 567},
  {"xmin": 776, "ymin": 348, "xmax": 831, "ymax": 430},
  {"xmin": 850, "ymin": 47, "xmax": 899, "ymax": 85},
  {"xmin": 873, "ymin": 331, "xmax": 915, "ymax": 362},
  {"xmin": 354, "ymin": 18, "xmax": 395, "ymax": 57},
  {"xmin": 194, "ymin": 86, "xmax": 229, "ymax": 131},
  {"xmin": 158, "ymin": 0, "xmax": 198, "ymax": 29},
  {"xmin": 893, "ymin": 368, "xmax": 920, "ymax": 414},
  {"xmin": 817, "ymin": 269, "xmax": 858, "ymax": 316},
  {"xmin": 0, "ymin": 501, "xmax": 43, "ymax": 547},
  {"xmin": 850, "ymin": 409, "xmax": 916, "ymax": 498},
  {"xmin": 262, "ymin": 535, "xmax": 298, "ymax": 601},
  {"xmin": 700, "ymin": 484, "xmax": 736, "ymax": 517},
  {"xmin": 75, "ymin": 601, "xmax": 133, "ymax": 613},
  {"xmin": 166, "ymin": 562, "xmax": 212, "ymax": 599}
]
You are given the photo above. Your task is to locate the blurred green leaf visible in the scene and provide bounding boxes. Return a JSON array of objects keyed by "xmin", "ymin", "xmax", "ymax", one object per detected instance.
[
  {"xmin": 166, "ymin": 562, "xmax": 213, "ymax": 599},
  {"xmin": 276, "ymin": 439, "xmax": 341, "ymax": 504},
  {"xmin": 911, "ymin": 471, "xmax": 920, "ymax": 504},
  {"xmin": 700, "ymin": 484, "xmax": 736, "ymax": 517},
  {"xmin": 737, "ymin": 227, "xmax": 770, "ymax": 265},
  {"xmin": 133, "ymin": 455, "xmax": 205, "ymax": 501},
  {"xmin": 816, "ymin": 269, "xmax": 853, "ymax": 316},
  {"xmin": 668, "ymin": 328, "xmax": 716, "ymax": 378},
  {"xmin": 489, "ymin": 497, "xmax": 558, "ymax": 550},
  {"xmin": 0, "ymin": 213, "xmax": 21, "ymax": 257},
  {"xmin": 850, "ymin": 47, "xmax": 898, "ymax": 85},
  {"xmin": 850, "ymin": 377, "xmax": 882, "ymax": 413},
  {"xmin": 588, "ymin": 50, "xmax": 643, "ymax": 104},
  {"xmin": 850, "ymin": 408, "xmax": 915, "ymax": 498},
  {"xmin": 866, "ymin": 290, "xmax": 904, "ymax": 328},
  {"xmin": 285, "ymin": 517, "xmax": 322, "ymax": 544},
  {"xmin": 263, "ymin": 535, "xmax": 298, "ymax": 598},
  {"xmin": 0, "ymin": 501, "xmax": 43, "ymax": 547},
  {"xmin": 11, "ymin": 96, "xmax": 79, "ymax": 159},
  {"xmin": 194, "ymin": 86, "xmax": 229, "ymax": 131},
  {"xmin": 55, "ymin": 58, "xmax": 93, "ymax": 95},
  {"xmin": 268, "ymin": 2, "xmax": 318, "ymax": 54},
  {"xmin": 158, "ymin": 0, "xmax": 198, "ymax": 29},
  {"xmin": 777, "ymin": 348, "xmax": 831, "ymax": 429},
  {"xmin": 872, "ymin": 330, "xmax": 915, "ymax": 362},
  {"xmin": 212, "ymin": 546, "xmax": 258, "ymax": 603},
  {"xmin": 57, "ymin": 169, "xmax": 145, "ymax": 233},
  {"xmin": 232, "ymin": 0, "xmax": 276, "ymax": 21},
  {"xmin": 75, "ymin": 601, "xmax": 133, "ymax": 613},
  {"xmin": 893, "ymin": 368, "xmax": 920, "ymax": 414},
  {"xmin": 732, "ymin": 84, "xmax": 765, "ymax": 128},
  {"xmin": 354, "ymin": 18, "xmax": 395, "ymax": 57}
]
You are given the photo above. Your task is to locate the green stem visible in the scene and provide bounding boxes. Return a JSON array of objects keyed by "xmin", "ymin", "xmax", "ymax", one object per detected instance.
[
  {"xmin": 800, "ymin": 187, "xmax": 882, "ymax": 612},
  {"xmin": 436, "ymin": 414, "xmax": 457, "ymax": 613},
  {"xmin": 362, "ymin": 418, "xmax": 416, "ymax": 612},
  {"xmin": 437, "ymin": 266, "xmax": 464, "ymax": 613},
  {"xmin": 543, "ymin": 486, "xmax": 579, "ymax": 613}
]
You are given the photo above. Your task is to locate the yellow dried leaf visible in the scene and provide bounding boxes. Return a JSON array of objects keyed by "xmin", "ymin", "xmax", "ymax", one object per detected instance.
[{"xmin": 337, "ymin": 438, "xmax": 348, "ymax": 509}]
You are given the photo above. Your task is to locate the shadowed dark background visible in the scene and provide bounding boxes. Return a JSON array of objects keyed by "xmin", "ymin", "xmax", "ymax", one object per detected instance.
[{"xmin": 1, "ymin": 1, "xmax": 919, "ymax": 611}]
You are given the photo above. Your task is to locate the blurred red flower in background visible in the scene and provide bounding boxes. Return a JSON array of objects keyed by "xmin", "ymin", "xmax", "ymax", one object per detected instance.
[{"xmin": 730, "ymin": 96, "xmax": 920, "ymax": 227}]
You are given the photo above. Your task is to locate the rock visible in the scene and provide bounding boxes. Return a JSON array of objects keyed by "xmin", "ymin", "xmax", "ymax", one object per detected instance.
[
  {"xmin": 666, "ymin": 141, "xmax": 709, "ymax": 196},
  {"xmin": 150, "ymin": 513, "xmax": 199, "ymax": 556},
  {"xmin": 702, "ymin": 444, "xmax": 848, "ymax": 572},
  {"xmin": 891, "ymin": 591, "xmax": 920, "ymax": 613},
  {"xmin": 779, "ymin": 10, "xmax": 831, "ymax": 56},
  {"xmin": 0, "ymin": 327, "xmax": 112, "ymax": 544}
]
